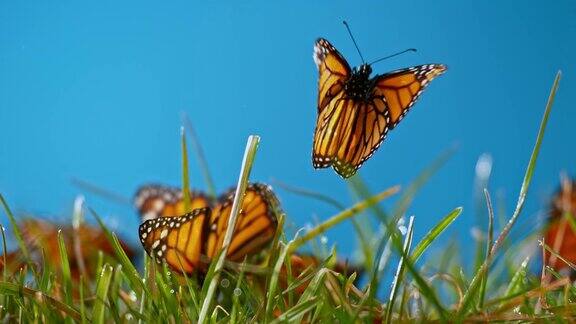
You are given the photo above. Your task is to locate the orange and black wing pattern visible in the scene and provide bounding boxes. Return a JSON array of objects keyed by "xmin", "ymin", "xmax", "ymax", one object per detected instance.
[
  {"xmin": 312, "ymin": 38, "xmax": 446, "ymax": 178},
  {"xmin": 138, "ymin": 183, "xmax": 280, "ymax": 274},
  {"xmin": 544, "ymin": 179, "xmax": 576, "ymax": 276},
  {"xmin": 134, "ymin": 184, "xmax": 211, "ymax": 221}
]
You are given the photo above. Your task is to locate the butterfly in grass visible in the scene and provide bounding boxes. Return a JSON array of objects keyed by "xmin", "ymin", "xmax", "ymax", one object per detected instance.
[
  {"xmin": 544, "ymin": 178, "xmax": 576, "ymax": 278},
  {"xmin": 137, "ymin": 183, "xmax": 280, "ymax": 274},
  {"xmin": 312, "ymin": 37, "xmax": 447, "ymax": 178}
]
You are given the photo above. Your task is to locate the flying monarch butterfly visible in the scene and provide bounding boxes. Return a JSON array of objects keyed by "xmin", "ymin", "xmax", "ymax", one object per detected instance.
[
  {"xmin": 544, "ymin": 178, "xmax": 576, "ymax": 277},
  {"xmin": 138, "ymin": 183, "xmax": 280, "ymax": 274},
  {"xmin": 312, "ymin": 37, "xmax": 447, "ymax": 178}
]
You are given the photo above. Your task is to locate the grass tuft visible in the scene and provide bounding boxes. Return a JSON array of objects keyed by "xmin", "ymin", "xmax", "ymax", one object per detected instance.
[{"xmin": 0, "ymin": 71, "xmax": 570, "ymax": 322}]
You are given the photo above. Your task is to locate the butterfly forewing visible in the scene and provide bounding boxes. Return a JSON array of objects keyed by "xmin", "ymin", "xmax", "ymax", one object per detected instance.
[
  {"xmin": 312, "ymin": 38, "xmax": 447, "ymax": 178},
  {"xmin": 134, "ymin": 184, "xmax": 211, "ymax": 221},
  {"xmin": 314, "ymin": 38, "xmax": 351, "ymax": 112}
]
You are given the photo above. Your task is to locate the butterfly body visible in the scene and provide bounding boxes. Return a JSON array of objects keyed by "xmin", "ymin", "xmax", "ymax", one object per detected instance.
[
  {"xmin": 344, "ymin": 64, "xmax": 373, "ymax": 101},
  {"xmin": 312, "ymin": 38, "xmax": 446, "ymax": 178}
]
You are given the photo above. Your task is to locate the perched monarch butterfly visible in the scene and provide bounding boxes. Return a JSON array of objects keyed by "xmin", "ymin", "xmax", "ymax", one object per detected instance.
[
  {"xmin": 312, "ymin": 37, "xmax": 447, "ymax": 178},
  {"xmin": 138, "ymin": 183, "xmax": 280, "ymax": 274},
  {"xmin": 544, "ymin": 178, "xmax": 576, "ymax": 277}
]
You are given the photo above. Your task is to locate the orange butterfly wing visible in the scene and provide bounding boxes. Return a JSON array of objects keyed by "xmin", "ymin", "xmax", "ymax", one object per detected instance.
[{"xmin": 134, "ymin": 184, "xmax": 211, "ymax": 221}]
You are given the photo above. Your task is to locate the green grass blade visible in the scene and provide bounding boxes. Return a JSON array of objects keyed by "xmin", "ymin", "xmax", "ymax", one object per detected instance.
[
  {"xmin": 198, "ymin": 135, "xmax": 260, "ymax": 323},
  {"xmin": 0, "ymin": 282, "xmax": 82, "ymax": 321},
  {"xmin": 291, "ymin": 268, "xmax": 330, "ymax": 323},
  {"xmin": 457, "ymin": 70, "xmax": 561, "ymax": 318},
  {"xmin": 57, "ymin": 230, "xmax": 73, "ymax": 308},
  {"xmin": 385, "ymin": 216, "xmax": 415, "ymax": 324},
  {"xmin": 288, "ymin": 185, "xmax": 400, "ymax": 253},
  {"xmin": 91, "ymin": 208, "xmax": 148, "ymax": 297},
  {"xmin": 504, "ymin": 256, "xmax": 530, "ymax": 296},
  {"xmin": 478, "ymin": 189, "xmax": 494, "ymax": 308},
  {"xmin": 352, "ymin": 181, "xmax": 448, "ymax": 320},
  {"xmin": 410, "ymin": 207, "xmax": 462, "ymax": 263},
  {"xmin": 265, "ymin": 232, "xmax": 302, "ymax": 322},
  {"xmin": 181, "ymin": 127, "xmax": 192, "ymax": 212},
  {"xmin": 182, "ymin": 112, "xmax": 217, "ymax": 198},
  {"xmin": 270, "ymin": 297, "xmax": 318, "ymax": 324},
  {"xmin": 93, "ymin": 264, "xmax": 114, "ymax": 324},
  {"xmin": 0, "ymin": 195, "xmax": 33, "ymax": 269},
  {"xmin": 1, "ymin": 225, "xmax": 7, "ymax": 282}
]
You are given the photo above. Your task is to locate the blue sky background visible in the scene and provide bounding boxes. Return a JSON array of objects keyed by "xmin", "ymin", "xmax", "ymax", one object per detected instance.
[{"xmin": 1, "ymin": 1, "xmax": 575, "ymax": 265}]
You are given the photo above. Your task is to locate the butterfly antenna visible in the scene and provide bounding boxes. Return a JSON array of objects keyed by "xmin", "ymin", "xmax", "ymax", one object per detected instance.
[
  {"xmin": 342, "ymin": 21, "xmax": 365, "ymax": 63},
  {"xmin": 369, "ymin": 48, "xmax": 417, "ymax": 65}
]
